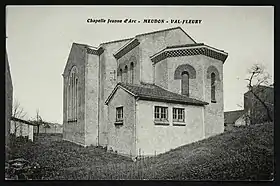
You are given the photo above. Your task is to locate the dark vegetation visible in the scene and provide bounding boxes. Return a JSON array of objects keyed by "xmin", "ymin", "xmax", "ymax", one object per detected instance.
[{"xmin": 7, "ymin": 123, "xmax": 274, "ymax": 180}]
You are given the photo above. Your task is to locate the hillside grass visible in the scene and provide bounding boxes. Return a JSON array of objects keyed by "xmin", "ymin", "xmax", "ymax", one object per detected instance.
[{"xmin": 8, "ymin": 123, "xmax": 274, "ymax": 180}]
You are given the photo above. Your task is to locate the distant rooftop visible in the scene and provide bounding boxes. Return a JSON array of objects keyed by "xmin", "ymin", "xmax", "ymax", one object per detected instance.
[{"xmin": 224, "ymin": 110, "xmax": 245, "ymax": 124}]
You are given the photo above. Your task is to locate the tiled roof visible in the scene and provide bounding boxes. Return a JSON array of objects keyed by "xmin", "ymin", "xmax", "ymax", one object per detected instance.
[
  {"xmin": 150, "ymin": 43, "xmax": 228, "ymax": 64},
  {"xmin": 224, "ymin": 110, "xmax": 245, "ymax": 124},
  {"xmin": 106, "ymin": 82, "xmax": 208, "ymax": 106},
  {"xmin": 166, "ymin": 43, "xmax": 204, "ymax": 49}
]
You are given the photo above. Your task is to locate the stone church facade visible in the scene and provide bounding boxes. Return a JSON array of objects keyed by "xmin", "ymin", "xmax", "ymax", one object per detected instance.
[
  {"xmin": 6, "ymin": 50, "xmax": 13, "ymax": 161},
  {"xmin": 62, "ymin": 27, "xmax": 228, "ymax": 157}
]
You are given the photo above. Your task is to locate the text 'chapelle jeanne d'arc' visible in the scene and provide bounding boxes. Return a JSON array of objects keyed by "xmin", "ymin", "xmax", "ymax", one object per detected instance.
[{"xmin": 87, "ymin": 18, "xmax": 202, "ymax": 24}]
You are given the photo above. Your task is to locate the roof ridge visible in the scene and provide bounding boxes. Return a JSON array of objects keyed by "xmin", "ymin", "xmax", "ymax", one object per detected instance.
[
  {"xmin": 100, "ymin": 37, "xmax": 133, "ymax": 45},
  {"xmin": 135, "ymin": 26, "xmax": 180, "ymax": 37},
  {"xmin": 100, "ymin": 26, "xmax": 196, "ymax": 46},
  {"xmin": 135, "ymin": 26, "xmax": 196, "ymax": 44}
]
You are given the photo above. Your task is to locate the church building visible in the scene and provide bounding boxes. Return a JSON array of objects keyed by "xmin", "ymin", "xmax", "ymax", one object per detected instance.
[{"xmin": 62, "ymin": 27, "xmax": 228, "ymax": 157}]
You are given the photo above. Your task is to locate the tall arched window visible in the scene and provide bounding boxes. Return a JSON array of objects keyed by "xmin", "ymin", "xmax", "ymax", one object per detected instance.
[
  {"xmin": 130, "ymin": 62, "xmax": 134, "ymax": 84},
  {"xmin": 124, "ymin": 65, "xmax": 128, "ymax": 83},
  {"xmin": 75, "ymin": 78, "xmax": 78, "ymax": 119},
  {"xmin": 181, "ymin": 71, "xmax": 189, "ymax": 96},
  {"xmin": 120, "ymin": 69, "xmax": 123, "ymax": 82},
  {"xmin": 67, "ymin": 66, "xmax": 78, "ymax": 122},
  {"xmin": 211, "ymin": 72, "xmax": 216, "ymax": 102}
]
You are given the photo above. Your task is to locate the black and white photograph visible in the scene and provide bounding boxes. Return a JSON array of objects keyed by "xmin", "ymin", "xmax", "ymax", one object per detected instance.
[{"xmin": 5, "ymin": 5, "xmax": 274, "ymax": 180}]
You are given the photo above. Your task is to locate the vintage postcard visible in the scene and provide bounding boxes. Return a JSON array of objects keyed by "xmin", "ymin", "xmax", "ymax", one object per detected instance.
[{"xmin": 5, "ymin": 5, "xmax": 274, "ymax": 181}]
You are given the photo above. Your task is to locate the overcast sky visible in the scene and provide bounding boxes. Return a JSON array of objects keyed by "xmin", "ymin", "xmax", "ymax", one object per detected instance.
[{"xmin": 6, "ymin": 6, "xmax": 274, "ymax": 124}]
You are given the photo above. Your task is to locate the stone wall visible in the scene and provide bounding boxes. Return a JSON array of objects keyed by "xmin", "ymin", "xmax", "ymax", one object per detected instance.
[
  {"xmin": 107, "ymin": 88, "xmax": 136, "ymax": 156},
  {"xmin": 63, "ymin": 43, "xmax": 86, "ymax": 146},
  {"xmin": 10, "ymin": 121, "xmax": 33, "ymax": 141},
  {"xmin": 155, "ymin": 54, "xmax": 225, "ymax": 140},
  {"xmin": 117, "ymin": 46, "xmax": 140, "ymax": 85},
  {"xmin": 5, "ymin": 51, "xmax": 13, "ymax": 160},
  {"xmin": 137, "ymin": 28, "xmax": 196, "ymax": 84},
  {"xmin": 98, "ymin": 40, "xmax": 131, "ymax": 146},
  {"xmin": 84, "ymin": 53, "xmax": 100, "ymax": 146},
  {"xmin": 155, "ymin": 59, "xmax": 168, "ymax": 89},
  {"xmin": 34, "ymin": 124, "xmax": 63, "ymax": 134},
  {"xmin": 202, "ymin": 56, "xmax": 224, "ymax": 137},
  {"xmin": 63, "ymin": 28, "xmax": 226, "ymax": 149},
  {"xmin": 166, "ymin": 55, "xmax": 205, "ymax": 101},
  {"xmin": 136, "ymin": 100, "xmax": 204, "ymax": 156}
]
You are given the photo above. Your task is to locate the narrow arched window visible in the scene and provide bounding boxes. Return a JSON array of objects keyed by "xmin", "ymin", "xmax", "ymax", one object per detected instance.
[
  {"xmin": 120, "ymin": 69, "xmax": 123, "ymax": 82},
  {"xmin": 211, "ymin": 72, "xmax": 216, "ymax": 102},
  {"xmin": 124, "ymin": 65, "xmax": 128, "ymax": 83},
  {"xmin": 67, "ymin": 83, "xmax": 70, "ymax": 120},
  {"xmin": 67, "ymin": 66, "xmax": 79, "ymax": 122},
  {"xmin": 130, "ymin": 62, "xmax": 134, "ymax": 84},
  {"xmin": 181, "ymin": 71, "xmax": 189, "ymax": 96}
]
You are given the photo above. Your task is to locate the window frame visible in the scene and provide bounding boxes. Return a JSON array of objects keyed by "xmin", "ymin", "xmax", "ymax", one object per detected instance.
[
  {"xmin": 181, "ymin": 71, "xmax": 190, "ymax": 97},
  {"xmin": 130, "ymin": 62, "xmax": 134, "ymax": 84},
  {"xmin": 154, "ymin": 106, "xmax": 169, "ymax": 123},
  {"xmin": 115, "ymin": 106, "xmax": 124, "ymax": 124},
  {"xmin": 67, "ymin": 66, "xmax": 79, "ymax": 123},
  {"xmin": 120, "ymin": 69, "xmax": 123, "ymax": 82},
  {"xmin": 173, "ymin": 107, "xmax": 185, "ymax": 123},
  {"xmin": 124, "ymin": 65, "xmax": 128, "ymax": 83},
  {"xmin": 211, "ymin": 72, "xmax": 216, "ymax": 103}
]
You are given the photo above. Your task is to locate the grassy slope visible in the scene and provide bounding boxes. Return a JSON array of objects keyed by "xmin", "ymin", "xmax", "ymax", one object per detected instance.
[
  {"xmin": 147, "ymin": 123, "xmax": 274, "ymax": 180},
  {"xmin": 9, "ymin": 134, "xmax": 132, "ymax": 179},
  {"xmin": 9, "ymin": 123, "xmax": 274, "ymax": 180}
]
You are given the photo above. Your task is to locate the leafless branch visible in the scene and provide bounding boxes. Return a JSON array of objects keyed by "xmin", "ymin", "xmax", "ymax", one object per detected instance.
[
  {"xmin": 246, "ymin": 64, "xmax": 273, "ymax": 123},
  {"xmin": 12, "ymin": 99, "xmax": 28, "ymax": 134}
]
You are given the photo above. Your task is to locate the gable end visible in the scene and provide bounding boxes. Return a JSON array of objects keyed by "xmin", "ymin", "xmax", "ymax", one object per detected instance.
[{"xmin": 113, "ymin": 38, "xmax": 140, "ymax": 60}]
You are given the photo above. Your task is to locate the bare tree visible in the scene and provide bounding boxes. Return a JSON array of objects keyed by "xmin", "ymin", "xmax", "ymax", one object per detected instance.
[
  {"xmin": 245, "ymin": 64, "xmax": 273, "ymax": 124},
  {"xmin": 12, "ymin": 99, "xmax": 27, "ymax": 135},
  {"xmin": 32, "ymin": 109, "xmax": 51, "ymax": 134},
  {"xmin": 33, "ymin": 109, "xmax": 43, "ymax": 135}
]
